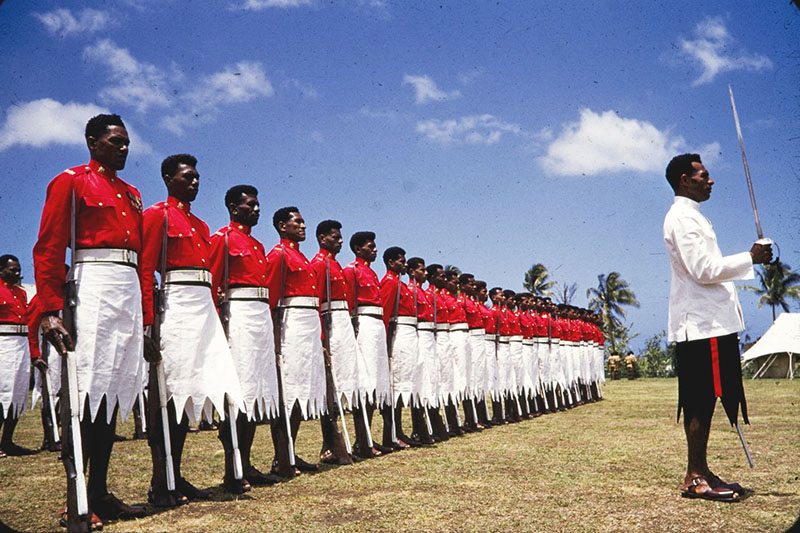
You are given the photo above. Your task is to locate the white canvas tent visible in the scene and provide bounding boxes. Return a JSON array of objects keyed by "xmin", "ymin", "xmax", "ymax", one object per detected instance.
[{"xmin": 742, "ymin": 312, "xmax": 800, "ymax": 379}]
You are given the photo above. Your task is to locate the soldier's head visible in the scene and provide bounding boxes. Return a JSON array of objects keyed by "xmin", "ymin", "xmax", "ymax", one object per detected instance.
[
  {"xmin": 666, "ymin": 153, "xmax": 712, "ymax": 202},
  {"xmin": 162, "ymin": 154, "xmax": 199, "ymax": 203},
  {"xmin": 426, "ymin": 264, "xmax": 445, "ymax": 288},
  {"xmin": 225, "ymin": 185, "xmax": 260, "ymax": 227},
  {"xmin": 273, "ymin": 206, "xmax": 305, "ymax": 242},
  {"xmin": 0, "ymin": 255, "xmax": 21, "ymax": 285},
  {"xmin": 349, "ymin": 231, "xmax": 377, "ymax": 262},
  {"xmin": 316, "ymin": 220, "xmax": 343, "ymax": 255},
  {"xmin": 85, "ymin": 114, "xmax": 129, "ymax": 171},
  {"xmin": 489, "ymin": 287, "xmax": 504, "ymax": 305},
  {"xmin": 458, "ymin": 273, "xmax": 475, "ymax": 296},
  {"xmin": 503, "ymin": 289, "xmax": 516, "ymax": 310},
  {"xmin": 474, "ymin": 280, "xmax": 488, "ymax": 302},
  {"xmin": 407, "ymin": 257, "xmax": 427, "ymax": 283},
  {"xmin": 444, "ymin": 269, "xmax": 459, "ymax": 293},
  {"xmin": 383, "ymin": 246, "xmax": 406, "ymax": 274}
]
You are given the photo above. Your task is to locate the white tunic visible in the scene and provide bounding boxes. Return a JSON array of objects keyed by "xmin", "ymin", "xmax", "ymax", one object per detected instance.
[
  {"xmin": 663, "ymin": 196, "xmax": 754, "ymax": 342},
  {"xmin": 160, "ymin": 283, "xmax": 243, "ymax": 425},
  {"xmin": 72, "ymin": 262, "xmax": 143, "ymax": 423}
]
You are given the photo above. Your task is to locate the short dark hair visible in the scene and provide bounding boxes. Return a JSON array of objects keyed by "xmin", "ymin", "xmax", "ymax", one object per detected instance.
[
  {"xmin": 407, "ymin": 257, "xmax": 425, "ymax": 271},
  {"xmin": 444, "ymin": 268, "xmax": 459, "ymax": 280},
  {"xmin": 316, "ymin": 220, "xmax": 342, "ymax": 238},
  {"xmin": 458, "ymin": 273, "xmax": 474, "ymax": 285},
  {"xmin": 474, "ymin": 280, "xmax": 487, "ymax": 290},
  {"xmin": 0, "ymin": 254, "xmax": 19, "ymax": 268},
  {"xmin": 426, "ymin": 263, "xmax": 443, "ymax": 279},
  {"xmin": 273, "ymin": 206, "xmax": 300, "ymax": 231},
  {"xmin": 225, "ymin": 184, "xmax": 258, "ymax": 209},
  {"xmin": 503, "ymin": 289, "xmax": 516, "ymax": 299},
  {"xmin": 85, "ymin": 114, "xmax": 125, "ymax": 139},
  {"xmin": 161, "ymin": 153, "xmax": 197, "ymax": 179},
  {"xmin": 382, "ymin": 246, "xmax": 406, "ymax": 265},
  {"xmin": 489, "ymin": 287, "xmax": 503, "ymax": 298},
  {"xmin": 349, "ymin": 231, "xmax": 376, "ymax": 252},
  {"xmin": 665, "ymin": 153, "xmax": 701, "ymax": 192}
]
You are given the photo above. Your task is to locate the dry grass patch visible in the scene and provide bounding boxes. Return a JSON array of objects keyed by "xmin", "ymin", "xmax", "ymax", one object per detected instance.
[{"xmin": 1, "ymin": 378, "xmax": 798, "ymax": 532}]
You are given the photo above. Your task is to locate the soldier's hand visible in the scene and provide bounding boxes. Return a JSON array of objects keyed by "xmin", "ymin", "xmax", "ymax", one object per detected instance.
[
  {"xmin": 41, "ymin": 314, "xmax": 73, "ymax": 355},
  {"xmin": 143, "ymin": 334, "xmax": 161, "ymax": 363},
  {"xmin": 750, "ymin": 242, "xmax": 773, "ymax": 265},
  {"xmin": 32, "ymin": 356, "xmax": 48, "ymax": 372},
  {"xmin": 322, "ymin": 346, "xmax": 332, "ymax": 368}
]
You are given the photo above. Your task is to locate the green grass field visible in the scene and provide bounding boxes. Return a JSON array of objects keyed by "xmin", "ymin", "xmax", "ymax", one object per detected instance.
[{"xmin": 1, "ymin": 378, "xmax": 798, "ymax": 532}]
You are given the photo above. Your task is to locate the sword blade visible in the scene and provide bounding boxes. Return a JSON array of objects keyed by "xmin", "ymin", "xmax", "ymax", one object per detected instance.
[{"xmin": 728, "ymin": 85, "xmax": 764, "ymax": 240}]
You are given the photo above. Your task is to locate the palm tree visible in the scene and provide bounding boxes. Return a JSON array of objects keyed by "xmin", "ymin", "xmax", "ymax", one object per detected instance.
[
  {"xmin": 523, "ymin": 263, "xmax": 556, "ymax": 297},
  {"xmin": 740, "ymin": 261, "xmax": 800, "ymax": 321},
  {"xmin": 586, "ymin": 271, "xmax": 640, "ymax": 351},
  {"xmin": 554, "ymin": 281, "xmax": 577, "ymax": 305}
]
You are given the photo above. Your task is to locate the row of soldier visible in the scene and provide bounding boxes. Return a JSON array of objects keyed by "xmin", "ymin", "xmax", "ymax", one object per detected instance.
[{"xmin": 0, "ymin": 114, "xmax": 605, "ymax": 532}]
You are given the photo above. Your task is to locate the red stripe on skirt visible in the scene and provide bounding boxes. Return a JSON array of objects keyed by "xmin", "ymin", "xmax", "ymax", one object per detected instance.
[{"xmin": 709, "ymin": 337, "xmax": 722, "ymax": 398}]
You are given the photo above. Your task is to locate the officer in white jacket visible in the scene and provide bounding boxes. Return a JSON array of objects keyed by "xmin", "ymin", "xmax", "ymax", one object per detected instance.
[{"xmin": 663, "ymin": 153, "xmax": 772, "ymax": 502}]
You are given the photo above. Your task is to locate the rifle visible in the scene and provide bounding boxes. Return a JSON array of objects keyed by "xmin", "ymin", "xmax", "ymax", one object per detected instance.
[
  {"xmin": 39, "ymin": 341, "xmax": 60, "ymax": 447},
  {"xmin": 384, "ymin": 272, "xmax": 401, "ymax": 444},
  {"xmin": 218, "ymin": 232, "xmax": 243, "ymax": 480},
  {"xmin": 148, "ymin": 211, "xmax": 176, "ymax": 495},
  {"xmin": 432, "ymin": 287, "xmax": 449, "ymax": 433},
  {"xmin": 320, "ymin": 257, "xmax": 353, "ymax": 463},
  {"xmin": 272, "ymin": 244, "xmax": 296, "ymax": 475},
  {"xmin": 59, "ymin": 189, "xmax": 90, "ymax": 529}
]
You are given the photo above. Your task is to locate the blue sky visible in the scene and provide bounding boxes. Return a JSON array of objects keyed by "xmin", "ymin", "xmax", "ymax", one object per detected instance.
[{"xmin": 1, "ymin": 1, "xmax": 797, "ymax": 350}]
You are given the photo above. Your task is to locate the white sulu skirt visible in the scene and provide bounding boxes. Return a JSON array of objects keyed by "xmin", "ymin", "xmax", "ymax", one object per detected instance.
[
  {"xmin": 435, "ymin": 329, "xmax": 456, "ymax": 404},
  {"xmin": 484, "ymin": 339, "xmax": 499, "ymax": 399},
  {"xmin": 160, "ymin": 283, "xmax": 244, "ymax": 425},
  {"xmin": 496, "ymin": 341, "xmax": 511, "ymax": 397},
  {"xmin": 355, "ymin": 315, "xmax": 391, "ymax": 407},
  {"xmin": 508, "ymin": 339, "xmax": 523, "ymax": 395},
  {"xmin": 278, "ymin": 306, "xmax": 327, "ymax": 420},
  {"xmin": 227, "ymin": 299, "xmax": 279, "ymax": 421},
  {"xmin": 529, "ymin": 341, "xmax": 541, "ymax": 395},
  {"xmin": 416, "ymin": 328, "xmax": 439, "ymax": 408},
  {"xmin": 71, "ymin": 262, "xmax": 143, "ymax": 423},
  {"xmin": 521, "ymin": 340, "xmax": 535, "ymax": 397},
  {"xmin": 449, "ymin": 329, "xmax": 470, "ymax": 402},
  {"xmin": 326, "ymin": 308, "xmax": 361, "ymax": 410},
  {"xmin": 468, "ymin": 330, "xmax": 487, "ymax": 398},
  {"xmin": 538, "ymin": 340, "xmax": 552, "ymax": 390},
  {"xmin": 388, "ymin": 323, "xmax": 418, "ymax": 406},
  {"xmin": 0, "ymin": 335, "xmax": 30, "ymax": 418}
]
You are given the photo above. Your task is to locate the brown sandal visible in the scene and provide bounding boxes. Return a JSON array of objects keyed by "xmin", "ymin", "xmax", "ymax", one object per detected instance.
[{"xmin": 681, "ymin": 476, "xmax": 740, "ymax": 502}]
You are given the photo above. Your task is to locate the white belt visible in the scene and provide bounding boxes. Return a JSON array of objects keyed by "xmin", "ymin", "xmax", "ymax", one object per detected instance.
[
  {"xmin": 356, "ymin": 305, "xmax": 383, "ymax": 318},
  {"xmin": 320, "ymin": 300, "xmax": 349, "ymax": 312},
  {"xmin": 75, "ymin": 248, "xmax": 138, "ymax": 267},
  {"xmin": 417, "ymin": 321, "xmax": 435, "ymax": 331},
  {"xmin": 227, "ymin": 286, "xmax": 269, "ymax": 301},
  {"xmin": 484, "ymin": 333, "xmax": 497, "ymax": 341},
  {"xmin": 498, "ymin": 335, "xmax": 511, "ymax": 344},
  {"xmin": 0, "ymin": 324, "xmax": 27, "ymax": 335},
  {"xmin": 435, "ymin": 323, "xmax": 450, "ymax": 332},
  {"xmin": 281, "ymin": 296, "xmax": 319, "ymax": 309},
  {"xmin": 449, "ymin": 323, "xmax": 469, "ymax": 332},
  {"xmin": 522, "ymin": 339, "xmax": 534, "ymax": 345},
  {"xmin": 394, "ymin": 316, "xmax": 417, "ymax": 326},
  {"xmin": 470, "ymin": 328, "xmax": 485, "ymax": 336},
  {"xmin": 165, "ymin": 269, "xmax": 212, "ymax": 286},
  {"xmin": 510, "ymin": 335, "xmax": 523, "ymax": 342}
]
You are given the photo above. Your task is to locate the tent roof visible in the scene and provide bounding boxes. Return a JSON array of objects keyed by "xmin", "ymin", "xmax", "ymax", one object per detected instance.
[{"xmin": 742, "ymin": 313, "xmax": 800, "ymax": 362}]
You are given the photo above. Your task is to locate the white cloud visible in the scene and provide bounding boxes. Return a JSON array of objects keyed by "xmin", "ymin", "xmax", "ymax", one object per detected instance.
[
  {"xmin": 162, "ymin": 61, "xmax": 274, "ymax": 134},
  {"xmin": 0, "ymin": 98, "xmax": 150, "ymax": 153},
  {"xmin": 33, "ymin": 8, "xmax": 113, "ymax": 37},
  {"xmin": 83, "ymin": 39, "xmax": 171, "ymax": 113},
  {"xmin": 539, "ymin": 109, "xmax": 694, "ymax": 176},
  {"xmin": 416, "ymin": 114, "xmax": 520, "ymax": 145},
  {"xmin": 285, "ymin": 78, "xmax": 319, "ymax": 99},
  {"xmin": 239, "ymin": 0, "xmax": 312, "ymax": 10},
  {"xmin": 678, "ymin": 17, "xmax": 772, "ymax": 86},
  {"xmin": 403, "ymin": 75, "xmax": 461, "ymax": 105}
]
